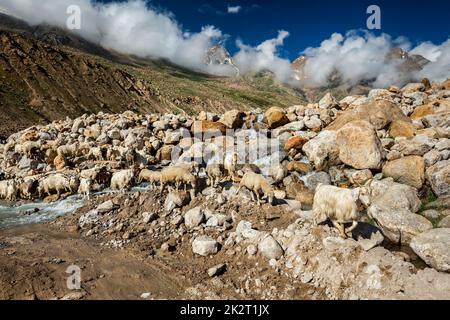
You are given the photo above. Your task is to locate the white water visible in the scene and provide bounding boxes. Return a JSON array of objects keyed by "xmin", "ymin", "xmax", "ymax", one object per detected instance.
[{"xmin": 0, "ymin": 184, "xmax": 153, "ymax": 230}]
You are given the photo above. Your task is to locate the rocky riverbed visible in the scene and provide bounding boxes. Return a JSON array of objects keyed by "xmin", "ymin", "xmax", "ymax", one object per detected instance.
[{"xmin": 1, "ymin": 79, "xmax": 450, "ymax": 299}]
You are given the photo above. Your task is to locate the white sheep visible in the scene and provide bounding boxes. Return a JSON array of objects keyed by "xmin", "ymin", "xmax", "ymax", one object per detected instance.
[
  {"xmin": 160, "ymin": 166, "xmax": 197, "ymax": 193},
  {"xmin": 38, "ymin": 174, "xmax": 72, "ymax": 198},
  {"xmin": 206, "ymin": 163, "xmax": 224, "ymax": 187},
  {"xmin": 235, "ymin": 172, "xmax": 274, "ymax": 206},
  {"xmin": 57, "ymin": 143, "xmax": 78, "ymax": 158},
  {"xmin": 312, "ymin": 184, "xmax": 361, "ymax": 238},
  {"xmin": 78, "ymin": 178, "xmax": 92, "ymax": 200},
  {"xmin": 110, "ymin": 169, "xmax": 135, "ymax": 191},
  {"xmin": 19, "ymin": 178, "xmax": 38, "ymax": 200},
  {"xmin": 138, "ymin": 169, "xmax": 161, "ymax": 188},
  {"xmin": 0, "ymin": 179, "xmax": 18, "ymax": 201}
]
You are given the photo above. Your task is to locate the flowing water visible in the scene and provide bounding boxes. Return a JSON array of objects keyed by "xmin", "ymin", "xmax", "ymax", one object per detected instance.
[{"xmin": 0, "ymin": 184, "xmax": 152, "ymax": 230}]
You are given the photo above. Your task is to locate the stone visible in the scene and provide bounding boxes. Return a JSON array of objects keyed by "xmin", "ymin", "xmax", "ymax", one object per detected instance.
[
  {"xmin": 421, "ymin": 209, "xmax": 441, "ymax": 220},
  {"xmin": 424, "ymin": 149, "xmax": 442, "ymax": 167},
  {"xmin": 319, "ymin": 92, "xmax": 338, "ymax": 109},
  {"xmin": 191, "ymin": 120, "xmax": 227, "ymax": 135},
  {"xmin": 382, "ymin": 156, "xmax": 425, "ymax": 189},
  {"xmin": 368, "ymin": 205, "xmax": 433, "ymax": 244},
  {"xmin": 410, "ymin": 228, "xmax": 450, "ymax": 272},
  {"xmin": 236, "ymin": 220, "xmax": 262, "ymax": 241},
  {"xmin": 304, "ymin": 116, "xmax": 322, "ymax": 129},
  {"xmin": 438, "ymin": 216, "xmax": 450, "ymax": 228},
  {"xmin": 284, "ymin": 136, "xmax": 308, "ymax": 151},
  {"xmin": 367, "ymin": 179, "xmax": 421, "ymax": 213},
  {"xmin": 264, "ymin": 107, "xmax": 290, "ymax": 129},
  {"xmin": 258, "ymin": 234, "xmax": 284, "ymax": 260},
  {"xmin": 327, "ymin": 100, "xmax": 410, "ymax": 131},
  {"xmin": 207, "ymin": 264, "xmax": 226, "ymax": 277},
  {"xmin": 97, "ymin": 200, "xmax": 117, "ymax": 214},
  {"xmin": 142, "ymin": 212, "xmax": 158, "ymax": 224},
  {"xmin": 357, "ymin": 231, "xmax": 384, "ymax": 251},
  {"xmin": 184, "ymin": 207, "xmax": 205, "ymax": 228},
  {"xmin": 286, "ymin": 161, "xmax": 312, "ymax": 174},
  {"xmin": 347, "ymin": 169, "xmax": 373, "ymax": 186},
  {"xmin": 435, "ymin": 139, "xmax": 450, "ymax": 151},
  {"xmin": 206, "ymin": 214, "xmax": 228, "ymax": 227},
  {"xmin": 391, "ymin": 135, "xmax": 435, "ymax": 156},
  {"xmin": 336, "ymin": 120, "xmax": 383, "ymax": 170},
  {"xmin": 219, "ymin": 110, "xmax": 245, "ymax": 129},
  {"xmin": 305, "ymin": 171, "xmax": 331, "ymax": 191},
  {"xmin": 274, "ymin": 121, "xmax": 305, "ymax": 136},
  {"xmin": 389, "ymin": 120, "xmax": 415, "ymax": 138},
  {"xmin": 164, "ymin": 191, "xmax": 191, "ymax": 212},
  {"xmin": 78, "ymin": 210, "xmax": 100, "ymax": 229},
  {"xmin": 302, "ymin": 130, "xmax": 340, "ymax": 170},
  {"xmin": 402, "ymin": 82, "xmax": 425, "ymax": 94},
  {"xmin": 426, "ymin": 160, "xmax": 450, "ymax": 197},
  {"xmin": 192, "ymin": 236, "xmax": 219, "ymax": 256}
]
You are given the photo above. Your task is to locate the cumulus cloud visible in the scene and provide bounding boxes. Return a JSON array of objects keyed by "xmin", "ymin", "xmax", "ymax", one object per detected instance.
[
  {"xmin": 0, "ymin": 0, "xmax": 448, "ymax": 88},
  {"xmin": 227, "ymin": 5, "xmax": 242, "ymax": 14},
  {"xmin": 0, "ymin": 0, "xmax": 232, "ymax": 74},
  {"xmin": 233, "ymin": 31, "xmax": 293, "ymax": 83},
  {"xmin": 300, "ymin": 31, "xmax": 450, "ymax": 88},
  {"xmin": 416, "ymin": 39, "xmax": 450, "ymax": 82}
]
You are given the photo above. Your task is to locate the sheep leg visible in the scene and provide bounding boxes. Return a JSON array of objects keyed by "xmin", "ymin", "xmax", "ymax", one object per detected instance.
[
  {"xmin": 332, "ymin": 220, "xmax": 347, "ymax": 238},
  {"xmin": 255, "ymin": 190, "xmax": 261, "ymax": 206},
  {"xmin": 345, "ymin": 221, "xmax": 358, "ymax": 237}
]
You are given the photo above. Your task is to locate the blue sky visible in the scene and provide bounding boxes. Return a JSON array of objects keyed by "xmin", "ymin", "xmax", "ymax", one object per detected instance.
[{"xmin": 137, "ymin": 0, "xmax": 450, "ymax": 60}]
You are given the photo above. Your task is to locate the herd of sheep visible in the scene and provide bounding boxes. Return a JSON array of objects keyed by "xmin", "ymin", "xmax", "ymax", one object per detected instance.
[{"xmin": 1, "ymin": 80, "xmax": 449, "ymax": 241}]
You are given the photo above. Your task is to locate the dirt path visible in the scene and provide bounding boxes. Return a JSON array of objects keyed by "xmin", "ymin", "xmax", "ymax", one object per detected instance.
[{"xmin": 0, "ymin": 224, "xmax": 185, "ymax": 300}]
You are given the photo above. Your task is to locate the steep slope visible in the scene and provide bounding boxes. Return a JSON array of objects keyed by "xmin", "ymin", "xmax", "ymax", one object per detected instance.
[{"xmin": 0, "ymin": 16, "xmax": 303, "ymax": 139}]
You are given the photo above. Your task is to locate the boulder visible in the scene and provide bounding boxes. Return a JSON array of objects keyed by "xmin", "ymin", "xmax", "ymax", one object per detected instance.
[
  {"xmin": 336, "ymin": 120, "xmax": 383, "ymax": 170},
  {"xmin": 97, "ymin": 200, "xmax": 118, "ymax": 214},
  {"xmin": 219, "ymin": 110, "xmax": 245, "ymax": 129},
  {"xmin": 410, "ymin": 228, "xmax": 450, "ymax": 272},
  {"xmin": 382, "ymin": 156, "xmax": 425, "ymax": 189},
  {"xmin": 192, "ymin": 236, "xmax": 219, "ymax": 256},
  {"xmin": 367, "ymin": 179, "xmax": 421, "ymax": 213},
  {"xmin": 391, "ymin": 135, "xmax": 435, "ymax": 156},
  {"xmin": 258, "ymin": 234, "xmax": 284, "ymax": 260},
  {"xmin": 368, "ymin": 205, "xmax": 433, "ymax": 244},
  {"xmin": 305, "ymin": 171, "xmax": 331, "ymax": 191},
  {"xmin": 184, "ymin": 207, "xmax": 205, "ymax": 229},
  {"xmin": 164, "ymin": 191, "xmax": 191, "ymax": 212},
  {"xmin": 426, "ymin": 160, "xmax": 450, "ymax": 197},
  {"xmin": 302, "ymin": 130, "xmax": 340, "ymax": 170},
  {"xmin": 438, "ymin": 216, "xmax": 450, "ymax": 228},
  {"xmin": 284, "ymin": 136, "xmax": 308, "ymax": 151},
  {"xmin": 389, "ymin": 120, "xmax": 415, "ymax": 138},
  {"xmin": 319, "ymin": 92, "xmax": 338, "ymax": 109},
  {"xmin": 191, "ymin": 120, "xmax": 227, "ymax": 135},
  {"xmin": 264, "ymin": 107, "xmax": 290, "ymax": 129},
  {"xmin": 326, "ymin": 100, "xmax": 409, "ymax": 131},
  {"xmin": 286, "ymin": 161, "xmax": 312, "ymax": 174}
]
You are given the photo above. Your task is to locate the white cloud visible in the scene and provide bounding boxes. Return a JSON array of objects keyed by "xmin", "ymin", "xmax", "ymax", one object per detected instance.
[
  {"xmin": 233, "ymin": 30, "xmax": 293, "ymax": 83},
  {"xmin": 227, "ymin": 5, "xmax": 242, "ymax": 14},
  {"xmin": 0, "ymin": 0, "xmax": 448, "ymax": 87},
  {"xmin": 0, "ymin": 0, "xmax": 229, "ymax": 74},
  {"xmin": 301, "ymin": 31, "xmax": 450, "ymax": 87},
  {"xmin": 410, "ymin": 41, "xmax": 442, "ymax": 62}
]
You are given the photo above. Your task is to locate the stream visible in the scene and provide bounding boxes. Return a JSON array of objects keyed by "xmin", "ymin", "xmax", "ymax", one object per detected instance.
[{"xmin": 0, "ymin": 184, "xmax": 152, "ymax": 230}]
